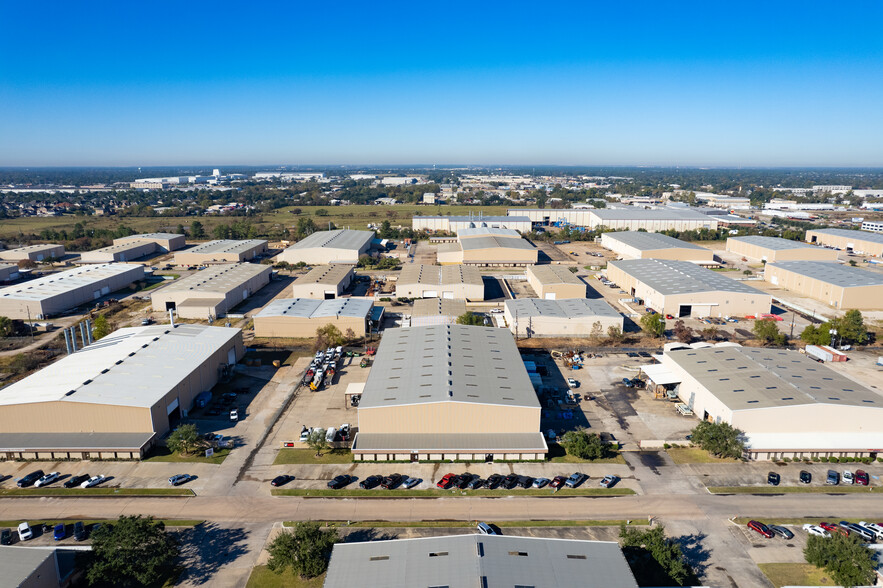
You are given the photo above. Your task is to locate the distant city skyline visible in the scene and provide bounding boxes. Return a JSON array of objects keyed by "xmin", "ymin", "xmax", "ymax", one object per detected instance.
[{"xmin": 1, "ymin": 1, "xmax": 881, "ymax": 167}]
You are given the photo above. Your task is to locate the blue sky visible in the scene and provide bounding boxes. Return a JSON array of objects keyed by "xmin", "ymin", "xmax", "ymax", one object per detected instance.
[{"xmin": 1, "ymin": 1, "xmax": 882, "ymax": 167}]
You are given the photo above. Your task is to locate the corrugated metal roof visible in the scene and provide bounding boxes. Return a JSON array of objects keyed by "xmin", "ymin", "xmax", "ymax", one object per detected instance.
[
  {"xmin": 293, "ymin": 264, "xmax": 353, "ymax": 286},
  {"xmin": 593, "ymin": 208, "xmax": 710, "ymax": 221},
  {"xmin": 811, "ymin": 228, "xmax": 883, "ymax": 244},
  {"xmin": 398, "ymin": 264, "xmax": 483, "ymax": 287},
  {"xmin": 459, "ymin": 236, "xmax": 536, "ymax": 251},
  {"xmin": 285, "ymin": 229, "xmax": 374, "ymax": 251},
  {"xmin": 181, "ymin": 239, "xmax": 267, "ymax": 254},
  {"xmin": 0, "ymin": 431, "xmax": 155, "ymax": 451},
  {"xmin": 0, "ymin": 547, "xmax": 58, "ymax": 587},
  {"xmin": 729, "ymin": 235, "xmax": 817, "ymax": 251},
  {"xmin": 457, "ymin": 227, "xmax": 522, "ymax": 239},
  {"xmin": 82, "ymin": 241, "xmax": 155, "ymax": 254},
  {"xmin": 159, "ymin": 263, "xmax": 270, "ymax": 295},
  {"xmin": 609, "ymin": 259, "xmax": 766, "ymax": 296},
  {"xmin": 117, "ymin": 232, "xmax": 182, "ymax": 240},
  {"xmin": 604, "ymin": 231, "xmax": 707, "ymax": 251},
  {"xmin": 505, "ymin": 298, "xmax": 620, "ymax": 320},
  {"xmin": 411, "ymin": 298, "xmax": 467, "ymax": 318},
  {"xmin": 256, "ymin": 297, "xmax": 373, "ymax": 319},
  {"xmin": 0, "ymin": 263, "xmax": 144, "ymax": 301},
  {"xmin": 527, "ymin": 264, "xmax": 585, "ymax": 286},
  {"xmin": 352, "ymin": 432, "xmax": 547, "ymax": 452},
  {"xmin": 767, "ymin": 261, "xmax": 883, "ymax": 288},
  {"xmin": 0, "ymin": 243, "xmax": 63, "ymax": 255}
]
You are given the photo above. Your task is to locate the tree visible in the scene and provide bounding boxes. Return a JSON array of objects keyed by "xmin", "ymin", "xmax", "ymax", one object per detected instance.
[
  {"xmin": 0, "ymin": 316, "xmax": 15, "ymax": 337},
  {"xmin": 620, "ymin": 524, "xmax": 693, "ymax": 586},
  {"xmin": 189, "ymin": 220, "xmax": 205, "ymax": 239},
  {"xmin": 689, "ymin": 421, "xmax": 745, "ymax": 459},
  {"xmin": 17, "ymin": 258, "xmax": 36, "ymax": 270},
  {"xmin": 561, "ymin": 429, "xmax": 608, "ymax": 460},
  {"xmin": 673, "ymin": 320, "xmax": 694, "ymax": 343},
  {"xmin": 640, "ymin": 313, "xmax": 666, "ymax": 338},
  {"xmin": 589, "ymin": 321, "xmax": 604, "ymax": 342},
  {"xmin": 456, "ymin": 311, "xmax": 485, "ymax": 326},
  {"xmin": 568, "ymin": 266, "xmax": 579, "ymax": 273},
  {"xmin": 295, "ymin": 216, "xmax": 317, "ymax": 238},
  {"xmin": 315, "ymin": 324, "xmax": 344, "ymax": 351},
  {"xmin": 834, "ymin": 309, "xmax": 868, "ymax": 345},
  {"xmin": 175, "ymin": 223, "xmax": 185, "ymax": 235},
  {"xmin": 91, "ymin": 315, "xmax": 111, "ymax": 340},
  {"xmin": 82, "ymin": 515, "xmax": 179, "ymax": 587},
  {"xmin": 267, "ymin": 522, "xmax": 338, "ymax": 578},
  {"xmin": 314, "ymin": 208, "xmax": 328, "ymax": 217},
  {"xmin": 752, "ymin": 319, "xmax": 786, "ymax": 346},
  {"xmin": 166, "ymin": 423, "xmax": 200, "ymax": 455},
  {"xmin": 800, "ymin": 323, "xmax": 831, "ymax": 346},
  {"xmin": 607, "ymin": 325, "xmax": 624, "ymax": 343},
  {"xmin": 804, "ymin": 533, "xmax": 875, "ymax": 588},
  {"xmin": 344, "ymin": 328, "xmax": 357, "ymax": 343},
  {"xmin": 306, "ymin": 428, "xmax": 328, "ymax": 457}
]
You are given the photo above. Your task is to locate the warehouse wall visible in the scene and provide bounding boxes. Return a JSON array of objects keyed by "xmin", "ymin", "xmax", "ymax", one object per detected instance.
[
  {"xmin": 80, "ymin": 241, "xmax": 157, "ymax": 263},
  {"xmin": 805, "ymin": 231, "xmax": 883, "ymax": 257},
  {"xmin": 253, "ymin": 315, "xmax": 368, "ymax": 338},
  {"xmin": 278, "ymin": 243, "xmax": 370, "ymax": 265},
  {"xmin": 460, "ymin": 247, "xmax": 538, "ymax": 266},
  {"xmin": 504, "ymin": 309, "xmax": 622, "ymax": 337},
  {"xmin": 764, "ymin": 264, "xmax": 883, "ymax": 309},
  {"xmin": 358, "ymin": 403, "xmax": 539, "ymax": 435},
  {"xmin": 174, "ymin": 242, "xmax": 267, "ymax": 265},
  {"xmin": 0, "ymin": 401, "xmax": 153, "ymax": 434},
  {"xmin": 726, "ymin": 239, "xmax": 838, "ymax": 263}
]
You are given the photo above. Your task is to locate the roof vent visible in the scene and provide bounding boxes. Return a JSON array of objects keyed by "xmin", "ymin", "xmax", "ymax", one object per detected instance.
[{"xmin": 65, "ymin": 390, "xmax": 75, "ymax": 396}]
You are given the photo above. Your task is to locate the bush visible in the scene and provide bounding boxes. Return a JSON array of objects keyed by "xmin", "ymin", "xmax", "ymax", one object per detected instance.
[
  {"xmin": 379, "ymin": 297, "xmax": 392, "ymax": 302},
  {"xmin": 561, "ymin": 429, "xmax": 610, "ymax": 460},
  {"xmin": 830, "ymin": 457, "xmax": 840, "ymax": 463},
  {"xmin": 663, "ymin": 443, "xmax": 671, "ymax": 449},
  {"xmin": 812, "ymin": 456, "xmax": 820, "ymax": 462},
  {"xmin": 689, "ymin": 421, "xmax": 745, "ymax": 459},
  {"xmin": 821, "ymin": 457, "xmax": 829, "ymax": 463},
  {"xmin": 783, "ymin": 457, "xmax": 791, "ymax": 462},
  {"xmin": 878, "ymin": 457, "xmax": 883, "ymax": 463}
]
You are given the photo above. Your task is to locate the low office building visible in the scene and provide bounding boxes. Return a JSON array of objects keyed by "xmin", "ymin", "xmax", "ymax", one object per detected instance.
[
  {"xmin": 395, "ymin": 264, "xmax": 485, "ymax": 301},
  {"xmin": 509, "ymin": 208, "xmax": 717, "ymax": 231},
  {"xmin": 290, "ymin": 264, "xmax": 354, "ymax": 299},
  {"xmin": 253, "ymin": 297, "xmax": 376, "ymax": 338},
  {"xmin": 352, "ymin": 324, "xmax": 547, "ymax": 461},
  {"xmin": 0, "ymin": 324, "xmax": 243, "ymax": 460},
  {"xmin": 0, "ymin": 263, "xmax": 145, "ymax": 319},
  {"xmin": 0, "ymin": 547, "xmax": 77, "ymax": 588},
  {"xmin": 79, "ymin": 240, "xmax": 157, "ymax": 263},
  {"xmin": 601, "ymin": 231, "xmax": 715, "ymax": 264},
  {"xmin": 806, "ymin": 228, "xmax": 883, "ymax": 257},
  {"xmin": 764, "ymin": 261, "xmax": 883, "ymax": 310},
  {"xmin": 409, "ymin": 298, "xmax": 466, "ymax": 327},
  {"xmin": 437, "ymin": 227, "xmax": 538, "ymax": 266},
  {"xmin": 0, "ymin": 263, "xmax": 20, "ymax": 282},
  {"xmin": 174, "ymin": 239, "xmax": 268, "ymax": 265},
  {"xmin": 323, "ymin": 535, "xmax": 638, "ymax": 588},
  {"xmin": 113, "ymin": 232, "xmax": 186, "ymax": 252},
  {"xmin": 0, "ymin": 243, "xmax": 65, "ymax": 262},
  {"xmin": 276, "ymin": 229, "xmax": 374, "ymax": 264},
  {"xmin": 504, "ymin": 298, "xmax": 622, "ymax": 337},
  {"xmin": 150, "ymin": 263, "xmax": 271, "ymax": 319},
  {"xmin": 656, "ymin": 345, "xmax": 883, "ymax": 460},
  {"xmin": 607, "ymin": 259, "xmax": 771, "ymax": 318},
  {"xmin": 413, "ymin": 215, "xmax": 532, "ymax": 233},
  {"xmin": 526, "ymin": 264, "xmax": 587, "ymax": 299},
  {"xmin": 726, "ymin": 235, "xmax": 839, "ymax": 263}
]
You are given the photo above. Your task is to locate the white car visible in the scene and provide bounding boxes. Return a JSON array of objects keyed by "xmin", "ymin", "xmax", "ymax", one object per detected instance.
[
  {"xmin": 803, "ymin": 524, "xmax": 831, "ymax": 538},
  {"xmin": 299, "ymin": 427, "xmax": 312, "ymax": 442},
  {"xmin": 843, "ymin": 471, "xmax": 855, "ymax": 485},
  {"xmin": 859, "ymin": 522, "xmax": 883, "ymax": 541},
  {"xmin": 80, "ymin": 475, "xmax": 105, "ymax": 488},
  {"xmin": 567, "ymin": 378, "xmax": 578, "ymax": 388},
  {"xmin": 230, "ymin": 409, "xmax": 239, "ymax": 421},
  {"xmin": 34, "ymin": 471, "xmax": 60, "ymax": 488},
  {"xmin": 17, "ymin": 522, "xmax": 33, "ymax": 541}
]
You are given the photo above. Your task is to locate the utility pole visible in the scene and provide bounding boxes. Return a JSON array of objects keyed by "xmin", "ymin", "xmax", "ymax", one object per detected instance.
[{"xmin": 789, "ymin": 313, "xmax": 795, "ymax": 339}]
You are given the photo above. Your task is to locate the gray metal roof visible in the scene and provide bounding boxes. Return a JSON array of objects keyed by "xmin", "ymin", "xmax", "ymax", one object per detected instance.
[
  {"xmin": 117, "ymin": 232, "xmax": 182, "ymax": 240},
  {"xmin": 256, "ymin": 297, "xmax": 373, "ymax": 319},
  {"xmin": 457, "ymin": 227, "xmax": 522, "ymax": 239},
  {"xmin": 411, "ymin": 298, "xmax": 467, "ymax": 318},
  {"xmin": 0, "ymin": 431, "xmax": 155, "ymax": 451},
  {"xmin": 609, "ymin": 259, "xmax": 766, "ymax": 296},
  {"xmin": 767, "ymin": 261, "xmax": 883, "ymax": 288},
  {"xmin": 159, "ymin": 263, "xmax": 270, "ymax": 295},
  {"xmin": 182, "ymin": 239, "xmax": 267, "ymax": 254},
  {"xmin": 593, "ymin": 208, "xmax": 710, "ymax": 221},
  {"xmin": 729, "ymin": 235, "xmax": 817, "ymax": 251},
  {"xmin": 286, "ymin": 229, "xmax": 374, "ymax": 251},
  {"xmin": 323, "ymin": 534, "xmax": 638, "ymax": 588},
  {"xmin": 398, "ymin": 264, "xmax": 483, "ymax": 287},
  {"xmin": 416, "ymin": 215, "xmax": 530, "ymax": 222},
  {"xmin": 604, "ymin": 231, "xmax": 707, "ymax": 251},
  {"xmin": 82, "ymin": 241, "xmax": 155, "ymax": 255},
  {"xmin": 352, "ymin": 432, "xmax": 547, "ymax": 452},
  {"xmin": 459, "ymin": 236, "xmax": 536, "ymax": 251},
  {"xmin": 0, "ymin": 547, "xmax": 58, "ymax": 587},
  {"xmin": 0, "ymin": 243, "xmax": 63, "ymax": 255},
  {"xmin": 810, "ymin": 228, "xmax": 883, "ymax": 244},
  {"xmin": 358, "ymin": 325, "xmax": 539, "ymax": 409},
  {"xmin": 666, "ymin": 346, "xmax": 883, "ymax": 411},
  {"xmin": 0, "ymin": 263, "xmax": 144, "ymax": 302},
  {"xmin": 505, "ymin": 298, "xmax": 620, "ymax": 319},
  {"xmin": 294, "ymin": 264, "xmax": 353, "ymax": 286},
  {"xmin": 527, "ymin": 264, "xmax": 584, "ymax": 286}
]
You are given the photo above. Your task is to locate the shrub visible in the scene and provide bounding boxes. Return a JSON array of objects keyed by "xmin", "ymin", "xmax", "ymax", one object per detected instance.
[
  {"xmin": 821, "ymin": 457, "xmax": 829, "ymax": 463},
  {"xmin": 830, "ymin": 457, "xmax": 840, "ymax": 463},
  {"xmin": 379, "ymin": 297, "xmax": 391, "ymax": 302},
  {"xmin": 663, "ymin": 443, "xmax": 671, "ymax": 449},
  {"xmin": 783, "ymin": 457, "xmax": 791, "ymax": 462},
  {"xmin": 812, "ymin": 456, "xmax": 821, "ymax": 462}
]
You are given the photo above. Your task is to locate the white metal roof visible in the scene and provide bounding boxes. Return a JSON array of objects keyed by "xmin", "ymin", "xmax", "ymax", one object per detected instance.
[
  {"xmin": 0, "ymin": 263, "xmax": 144, "ymax": 302},
  {"xmin": 505, "ymin": 298, "xmax": 620, "ymax": 320},
  {"xmin": 158, "ymin": 263, "xmax": 270, "ymax": 295},
  {"xmin": 256, "ymin": 297, "xmax": 373, "ymax": 319},
  {"xmin": 767, "ymin": 261, "xmax": 883, "ymax": 288},
  {"xmin": 181, "ymin": 239, "xmax": 267, "ymax": 255},
  {"xmin": 603, "ymin": 231, "xmax": 707, "ymax": 251},
  {"xmin": 729, "ymin": 235, "xmax": 817, "ymax": 251},
  {"xmin": 285, "ymin": 229, "xmax": 374, "ymax": 251},
  {"xmin": 639, "ymin": 363, "xmax": 682, "ymax": 385}
]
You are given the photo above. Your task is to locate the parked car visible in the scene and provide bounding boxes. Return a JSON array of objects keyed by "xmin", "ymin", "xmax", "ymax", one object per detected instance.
[
  {"xmin": 826, "ymin": 470, "xmax": 840, "ymax": 485},
  {"xmin": 621, "ymin": 378, "xmax": 634, "ymax": 388},
  {"xmin": 770, "ymin": 525, "xmax": 794, "ymax": 539},
  {"xmin": 63, "ymin": 474, "xmax": 90, "ymax": 489},
  {"xmin": 17, "ymin": 522, "xmax": 33, "ymax": 541},
  {"xmin": 803, "ymin": 524, "xmax": 830, "ymax": 538},
  {"xmin": 842, "ymin": 471, "xmax": 855, "ymax": 485},
  {"xmin": 501, "ymin": 474, "xmax": 519, "ymax": 490},
  {"xmin": 567, "ymin": 378, "xmax": 578, "ymax": 388},
  {"xmin": 799, "ymin": 470, "xmax": 812, "ymax": 484},
  {"xmin": 747, "ymin": 520, "xmax": 774, "ymax": 538},
  {"xmin": 532, "ymin": 478, "xmax": 550, "ymax": 488},
  {"xmin": 436, "ymin": 473, "xmax": 456, "ymax": 489},
  {"xmin": 841, "ymin": 521, "xmax": 876, "ymax": 541},
  {"xmin": 855, "ymin": 470, "xmax": 869, "ymax": 486},
  {"xmin": 767, "ymin": 472, "xmax": 780, "ymax": 486},
  {"xmin": 550, "ymin": 476, "xmax": 567, "ymax": 489},
  {"xmin": 53, "ymin": 523, "xmax": 65, "ymax": 541},
  {"xmin": 299, "ymin": 427, "xmax": 312, "ymax": 442},
  {"xmin": 485, "ymin": 474, "xmax": 503, "ymax": 489},
  {"xmin": 34, "ymin": 472, "xmax": 60, "ymax": 488},
  {"xmin": 381, "ymin": 474, "xmax": 403, "ymax": 489},
  {"xmin": 229, "ymin": 409, "xmax": 239, "ymax": 421},
  {"xmin": 359, "ymin": 475, "xmax": 382, "ymax": 489},
  {"xmin": 17, "ymin": 470, "xmax": 44, "ymax": 488},
  {"xmin": 859, "ymin": 522, "xmax": 883, "ymax": 541},
  {"xmin": 565, "ymin": 472, "xmax": 585, "ymax": 488},
  {"xmin": 476, "ymin": 522, "xmax": 497, "ymax": 536},
  {"xmin": 270, "ymin": 475, "xmax": 293, "ymax": 487},
  {"xmin": 73, "ymin": 521, "xmax": 86, "ymax": 542},
  {"xmin": 517, "ymin": 475, "xmax": 534, "ymax": 489},
  {"xmin": 168, "ymin": 474, "xmax": 191, "ymax": 486},
  {"xmin": 327, "ymin": 475, "xmax": 353, "ymax": 490},
  {"xmin": 599, "ymin": 475, "xmax": 619, "ymax": 488},
  {"xmin": 819, "ymin": 522, "xmax": 848, "ymax": 537},
  {"xmin": 454, "ymin": 474, "xmax": 473, "ymax": 489},
  {"xmin": 467, "ymin": 477, "xmax": 485, "ymax": 490},
  {"xmin": 402, "ymin": 477, "xmax": 421, "ymax": 489},
  {"xmin": 81, "ymin": 475, "xmax": 105, "ymax": 488},
  {"xmin": 0, "ymin": 529, "xmax": 11, "ymax": 545}
]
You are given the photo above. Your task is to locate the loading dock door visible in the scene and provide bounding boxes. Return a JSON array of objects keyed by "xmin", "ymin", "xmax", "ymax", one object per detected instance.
[
  {"xmin": 422, "ymin": 290, "xmax": 437, "ymax": 298},
  {"xmin": 227, "ymin": 348, "xmax": 236, "ymax": 365},
  {"xmin": 442, "ymin": 291, "xmax": 454, "ymax": 299},
  {"xmin": 324, "ymin": 291, "xmax": 336, "ymax": 300},
  {"xmin": 544, "ymin": 293, "xmax": 556, "ymax": 300},
  {"xmin": 678, "ymin": 305, "xmax": 692, "ymax": 317}
]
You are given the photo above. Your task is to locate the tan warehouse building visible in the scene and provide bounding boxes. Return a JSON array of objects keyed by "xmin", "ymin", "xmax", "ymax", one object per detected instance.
[
  {"xmin": 151, "ymin": 263, "xmax": 271, "ymax": 319},
  {"xmin": 277, "ymin": 229, "xmax": 374, "ymax": 265},
  {"xmin": 409, "ymin": 298, "xmax": 467, "ymax": 327},
  {"xmin": 352, "ymin": 324, "xmax": 547, "ymax": 461},
  {"xmin": 0, "ymin": 243, "xmax": 65, "ymax": 262},
  {"xmin": 806, "ymin": 228, "xmax": 883, "ymax": 257},
  {"xmin": 764, "ymin": 261, "xmax": 883, "ymax": 310},
  {"xmin": 412, "ymin": 215, "xmax": 532, "ymax": 233},
  {"xmin": 0, "ymin": 263, "xmax": 145, "ymax": 319},
  {"xmin": 113, "ymin": 232, "xmax": 186, "ymax": 252},
  {"xmin": 526, "ymin": 265, "xmax": 587, "ymax": 299},
  {"xmin": 607, "ymin": 259, "xmax": 771, "ymax": 318},
  {"xmin": 79, "ymin": 240, "xmax": 157, "ymax": 263},
  {"xmin": 437, "ymin": 227, "xmax": 538, "ymax": 266},
  {"xmin": 290, "ymin": 264, "xmax": 354, "ymax": 299},
  {"xmin": 504, "ymin": 298, "xmax": 622, "ymax": 338},
  {"xmin": 395, "ymin": 264, "xmax": 485, "ymax": 301},
  {"xmin": 726, "ymin": 235, "xmax": 839, "ymax": 263},
  {"xmin": 0, "ymin": 324, "xmax": 243, "ymax": 460},
  {"xmin": 601, "ymin": 231, "xmax": 715, "ymax": 264},
  {"xmin": 174, "ymin": 239, "xmax": 268, "ymax": 265},
  {"xmin": 509, "ymin": 208, "xmax": 718, "ymax": 231},
  {"xmin": 0, "ymin": 263, "xmax": 20, "ymax": 283},
  {"xmin": 657, "ymin": 345, "xmax": 883, "ymax": 460},
  {"xmin": 253, "ymin": 297, "xmax": 377, "ymax": 338}
]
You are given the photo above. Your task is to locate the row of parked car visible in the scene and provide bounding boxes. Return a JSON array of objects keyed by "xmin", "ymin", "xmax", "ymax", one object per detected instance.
[
  {"xmin": 767, "ymin": 469, "xmax": 871, "ymax": 486},
  {"xmin": 1, "ymin": 521, "xmax": 90, "ymax": 545},
  {"xmin": 16, "ymin": 470, "xmax": 105, "ymax": 489},
  {"xmin": 749, "ymin": 519, "xmax": 883, "ymax": 542},
  {"xmin": 435, "ymin": 471, "xmax": 619, "ymax": 490}
]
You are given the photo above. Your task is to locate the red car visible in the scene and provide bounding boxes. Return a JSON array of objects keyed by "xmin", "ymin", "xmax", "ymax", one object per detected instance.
[
  {"xmin": 855, "ymin": 470, "xmax": 870, "ymax": 486},
  {"xmin": 760, "ymin": 313, "xmax": 783, "ymax": 321},
  {"xmin": 665, "ymin": 314, "xmax": 674, "ymax": 320},
  {"xmin": 436, "ymin": 473, "xmax": 456, "ymax": 489},
  {"xmin": 820, "ymin": 522, "xmax": 849, "ymax": 537},
  {"xmin": 549, "ymin": 476, "xmax": 567, "ymax": 488},
  {"xmin": 747, "ymin": 520, "xmax": 774, "ymax": 538}
]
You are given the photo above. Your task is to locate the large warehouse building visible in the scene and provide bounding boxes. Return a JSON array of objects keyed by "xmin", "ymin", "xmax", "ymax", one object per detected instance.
[
  {"xmin": 437, "ymin": 227, "xmax": 538, "ymax": 266},
  {"xmin": 113, "ymin": 232, "xmax": 186, "ymax": 252},
  {"xmin": 409, "ymin": 298, "xmax": 466, "ymax": 327},
  {"xmin": 805, "ymin": 228, "xmax": 883, "ymax": 257},
  {"xmin": 412, "ymin": 215, "xmax": 532, "ymax": 233},
  {"xmin": 656, "ymin": 345, "xmax": 883, "ymax": 460},
  {"xmin": 277, "ymin": 229, "xmax": 374, "ymax": 265},
  {"xmin": 504, "ymin": 298, "xmax": 622, "ymax": 338},
  {"xmin": 508, "ymin": 208, "xmax": 717, "ymax": 231},
  {"xmin": 150, "ymin": 263, "xmax": 271, "ymax": 319},
  {"xmin": 174, "ymin": 239, "xmax": 268, "ymax": 265},
  {"xmin": 0, "ymin": 324, "xmax": 243, "ymax": 460},
  {"xmin": 0, "ymin": 243, "xmax": 65, "ymax": 262},
  {"xmin": 726, "ymin": 235, "xmax": 839, "ymax": 263},
  {"xmin": 352, "ymin": 324, "xmax": 547, "ymax": 461},
  {"xmin": 79, "ymin": 240, "xmax": 157, "ymax": 263},
  {"xmin": 601, "ymin": 231, "xmax": 715, "ymax": 264},
  {"xmin": 395, "ymin": 264, "xmax": 485, "ymax": 301},
  {"xmin": 606, "ymin": 259, "xmax": 771, "ymax": 318},
  {"xmin": 0, "ymin": 263, "xmax": 20, "ymax": 283},
  {"xmin": 764, "ymin": 261, "xmax": 883, "ymax": 310},
  {"xmin": 0, "ymin": 263, "xmax": 145, "ymax": 319},
  {"xmin": 526, "ymin": 264, "xmax": 587, "ymax": 299},
  {"xmin": 290, "ymin": 264, "xmax": 354, "ymax": 299},
  {"xmin": 253, "ymin": 297, "xmax": 376, "ymax": 338}
]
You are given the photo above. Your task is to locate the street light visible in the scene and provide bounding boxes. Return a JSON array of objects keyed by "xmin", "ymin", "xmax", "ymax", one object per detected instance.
[{"xmin": 829, "ymin": 328, "xmax": 840, "ymax": 348}]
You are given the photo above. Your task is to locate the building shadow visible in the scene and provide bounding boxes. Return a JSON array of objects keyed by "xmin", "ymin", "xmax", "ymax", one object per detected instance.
[{"xmin": 174, "ymin": 523, "xmax": 251, "ymax": 586}]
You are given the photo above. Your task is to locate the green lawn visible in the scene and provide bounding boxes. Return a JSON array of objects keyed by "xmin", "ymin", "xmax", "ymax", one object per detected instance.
[
  {"xmin": 0, "ymin": 519, "xmax": 202, "ymax": 528},
  {"xmin": 708, "ymin": 485, "xmax": 875, "ymax": 494},
  {"xmin": 246, "ymin": 566, "xmax": 324, "ymax": 588},
  {"xmin": 666, "ymin": 447, "xmax": 741, "ymax": 464},
  {"xmin": 758, "ymin": 563, "xmax": 835, "ymax": 588},
  {"xmin": 546, "ymin": 445, "xmax": 627, "ymax": 465},
  {"xmin": 143, "ymin": 445, "xmax": 231, "ymax": 464},
  {"xmin": 0, "ymin": 487, "xmax": 194, "ymax": 497},
  {"xmin": 286, "ymin": 519, "xmax": 635, "ymax": 528},
  {"xmin": 273, "ymin": 448, "xmax": 352, "ymax": 465},
  {"xmin": 272, "ymin": 487, "xmax": 634, "ymax": 498}
]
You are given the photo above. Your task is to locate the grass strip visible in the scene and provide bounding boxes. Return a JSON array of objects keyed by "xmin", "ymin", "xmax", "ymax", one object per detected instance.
[
  {"xmin": 247, "ymin": 566, "xmax": 324, "ymax": 588},
  {"xmin": 666, "ymin": 447, "xmax": 741, "ymax": 464},
  {"xmin": 707, "ymin": 485, "xmax": 876, "ymax": 494},
  {"xmin": 273, "ymin": 448, "xmax": 353, "ymax": 465},
  {"xmin": 757, "ymin": 563, "xmax": 835, "ymax": 588},
  {"xmin": 143, "ymin": 446, "xmax": 231, "ymax": 464},
  {"xmin": 0, "ymin": 487, "xmax": 194, "ymax": 497},
  {"xmin": 284, "ymin": 519, "xmax": 634, "ymax": 528},
  {"xmin": 271, "ymin": 487, "xmax": 635, "ymax": 498}
]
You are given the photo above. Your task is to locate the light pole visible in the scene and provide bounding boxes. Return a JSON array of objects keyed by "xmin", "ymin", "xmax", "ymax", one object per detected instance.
[{"xmin": 829, "ymin": 328, "xmax": 840, "ymax": 349}]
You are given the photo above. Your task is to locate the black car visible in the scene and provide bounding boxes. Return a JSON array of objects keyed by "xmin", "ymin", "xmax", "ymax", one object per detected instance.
[
  {"xmin": 485, "ymin": 474, "xmax": 503, "ymax": 489},
  {"xmin": 466, "ymin": 477, "xmax": 485, "ymax": 490},
  {"xmin": 270, "ymin": 475, "xmax": 293, "ymax": 487},
  {"xmin": 359, "ymin": 475, "xmax": 382, "ymax": 489},
  {"xmin": 455, "ymin": 474, "xmax": 474, "ymax": 489},
  {"xmin": 327, "ymin": 475, "xmax": 353, "ymax": 490},
  {"xmin": 381, "ymin": 474, "xmax": 403, "ymax": 489},
  {"xmin": 17, "ymin": 470, "xmax": 44, "ymax": 488},
  {"xmin": 517, "ymin": 475, "xmax": 534, "ymax": 489},
  {"xmin": 73, "ymin": 521, "xmax": 86, "ymax": 542},
  {"xmin": 767, "ymin": 472, "xmax": 780, "ymax": 486},
  {"xmin": 799, "ymin": 470, "xmax": 812, "ymax": 484},
  {"xmin": 64, "ymin": 474, "xmax": 90, "ymax": 489},
  {"xmin": 0, "ymin": 529, "xmax": 11, "ymax": 545},
  {"xmin": 501, "ymin": 474, "xmax": 519, "ymax": 490}
]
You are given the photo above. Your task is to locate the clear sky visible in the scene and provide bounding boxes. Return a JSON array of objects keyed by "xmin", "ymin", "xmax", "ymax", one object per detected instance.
[{"xmin": 1, "ymin": 1, "xmax": 881, "ymax": 167}]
